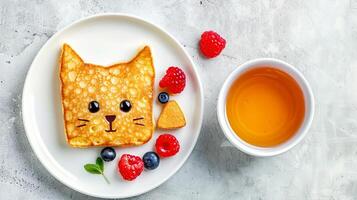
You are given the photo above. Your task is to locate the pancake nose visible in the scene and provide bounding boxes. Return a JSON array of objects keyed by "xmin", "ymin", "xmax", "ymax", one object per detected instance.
[{"xmin": 105, "ymin": 115, "xmax": 116, "ymax": 123}]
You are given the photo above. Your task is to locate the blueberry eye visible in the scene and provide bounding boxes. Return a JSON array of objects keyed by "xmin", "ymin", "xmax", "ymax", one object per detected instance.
[
  {"xmin": 88, "ymin": 101, "xmax": 100, "ymax": 113},
  {"xmin": 120, "ymin": 100, "xmax": 131, "ymax": 112}
]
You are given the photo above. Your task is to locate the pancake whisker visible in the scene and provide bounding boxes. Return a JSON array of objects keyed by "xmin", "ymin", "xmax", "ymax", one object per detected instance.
[
  {"xmin": 77, "ymin": 124, "xmax": 87, "ymax": 128},
  {"xmin": 133, "ymin": 117, "xmax": 144, "ymax": 121},
  {"xmin": 78, "ymin": 118, "xmax": 90, "ymax": 122},
  {"xmin": 134, "ymin": 123, "xmax": 145, "ymax": 126}
]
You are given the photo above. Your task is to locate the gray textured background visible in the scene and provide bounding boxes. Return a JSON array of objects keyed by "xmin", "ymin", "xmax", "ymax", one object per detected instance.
[{"xmin": 1, "ymin": 0, "xmax": 357, "ymax": 199}]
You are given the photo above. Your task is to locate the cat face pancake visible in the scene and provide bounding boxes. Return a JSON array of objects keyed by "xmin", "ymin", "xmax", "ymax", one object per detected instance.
[{"xmin": 60, "ymin": 44, "xmax": 155, "ymax": 147}]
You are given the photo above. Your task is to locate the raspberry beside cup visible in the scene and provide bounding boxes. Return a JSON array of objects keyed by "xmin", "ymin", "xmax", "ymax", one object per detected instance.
[{"xmin": 199, "ymin": 30, "xmax": 226, "ymax": 58}]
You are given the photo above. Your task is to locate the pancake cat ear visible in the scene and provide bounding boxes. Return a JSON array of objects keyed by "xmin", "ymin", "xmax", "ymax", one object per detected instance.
[
  {"xmin": 60, "ymin": 44, "xmax": 84, "ymax": 83},
  {"xmin": 108, "ymin": 46, "xmax": 155, "ymax": 83},
  {"xmin": 132, "ymin": 46, "xmax": 152, "ymax": 63},
  {"xmin": 130, "ymin": 46, "xmax": 155, "ymax": 76},
  {"xmin": 60, "ymin": 44, "xmax": 84, "ymax": 72}
]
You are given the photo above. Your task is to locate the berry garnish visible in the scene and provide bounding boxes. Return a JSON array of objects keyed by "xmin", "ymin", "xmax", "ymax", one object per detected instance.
[
  {"xmin": 143, "ymin": 152, "xmax": 160, "ymax": 170},
  {"xmin": 100, "ymin": 147, "xmax": 116, "ymax": 162},
  {"xmin": 118, "ymin": 154, "xmax": 144, "ymax": 181},
  {"xmin": 159, "ymin": 67, "xmax": 186, "ymax": 94},
  {"xmin": 158, "ymin": 92, "xmax": 170, "ymax": 104},
  {"xmin": 199, "ymin": 30, "xmax": 226, "ymax": 58},
  {"xmin": 155, "ymin": 134, "xmax": 180, "ymax": 157}
]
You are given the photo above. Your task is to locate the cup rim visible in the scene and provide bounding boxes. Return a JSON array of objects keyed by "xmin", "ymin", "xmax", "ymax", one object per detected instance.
[{"xmin": 217, "ymin": 58, "xmax": 315, "ymax": 157}]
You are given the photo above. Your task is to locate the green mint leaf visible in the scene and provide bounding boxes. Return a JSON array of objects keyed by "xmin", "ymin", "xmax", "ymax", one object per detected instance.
[
  {"xmin": 96, "ymin": 157, "xmax": 104, "ymax": 171},
  {"xmin": 83, "ymin": 158, "xmax": 110, "ymax": 184},
  {"xmin": 84, "ymin": 164, "xmax": 102, "ymax": 174}
]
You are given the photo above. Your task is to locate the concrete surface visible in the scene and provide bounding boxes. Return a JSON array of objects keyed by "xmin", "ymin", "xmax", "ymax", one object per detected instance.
[{"xmin": 1, "ymin": 0, "xmax": 357, "ymax": 199}]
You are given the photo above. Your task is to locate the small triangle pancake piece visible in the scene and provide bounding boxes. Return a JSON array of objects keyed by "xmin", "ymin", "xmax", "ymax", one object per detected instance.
[{"xmin": 157, "ymin": 101, "xmax": 186, "ymax": 130}]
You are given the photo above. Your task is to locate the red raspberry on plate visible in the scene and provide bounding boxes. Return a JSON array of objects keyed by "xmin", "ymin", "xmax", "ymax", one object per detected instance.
[
  {"xmin": 199, "ymin": 30, "xmax": 226, "ymax": 58},
  {"xmin": 159, "ymin": 66, "xmax": 186, "ymax": 94},
  {"xmin": 155, "ymin": 134, "xmax": 180, "ymax": 157},
  {"xmin": 118, "ymin": 154, "xmax": 144, "ymax": 181}
]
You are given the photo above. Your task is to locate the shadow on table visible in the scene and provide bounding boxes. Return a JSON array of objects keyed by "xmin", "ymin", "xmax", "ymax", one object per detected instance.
[{"xmin": 195, "ymin": 111, "xmax": 259, "ymax": 173}]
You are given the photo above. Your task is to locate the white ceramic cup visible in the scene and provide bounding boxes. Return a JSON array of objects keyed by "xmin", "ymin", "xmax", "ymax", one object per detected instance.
[{"xmin": 217, "ymin": 58, "xmax": 314, "ymax": 157}]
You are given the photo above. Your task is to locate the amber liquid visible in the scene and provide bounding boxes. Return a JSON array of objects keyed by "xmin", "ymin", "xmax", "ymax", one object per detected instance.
[{"xmin": 226, "ymin": 67, "xmax": 305, "ymax": 147}]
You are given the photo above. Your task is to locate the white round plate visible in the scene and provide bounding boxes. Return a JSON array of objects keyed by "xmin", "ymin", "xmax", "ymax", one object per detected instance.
[{"xmin": 22, "ymin": 13, "xmax": 203, "ymax": 199}]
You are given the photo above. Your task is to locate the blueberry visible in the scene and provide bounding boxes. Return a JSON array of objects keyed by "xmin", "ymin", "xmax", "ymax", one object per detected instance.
[
  {"xmin": 100, "ymin": 147, "xmax": 116, "ymax": 162},
  {"xmin": 158, "ymin": 92, "xmax": 169, "ymax": 104},
  {"xmin": 143, "ymin": 152, "xmax": 160, "ymax": 170}
]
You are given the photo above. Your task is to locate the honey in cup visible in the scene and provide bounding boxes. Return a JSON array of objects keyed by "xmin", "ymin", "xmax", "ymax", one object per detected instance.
[{"xmin": 226, "ymin": 67, "xmax": 305, "ymax": 147}]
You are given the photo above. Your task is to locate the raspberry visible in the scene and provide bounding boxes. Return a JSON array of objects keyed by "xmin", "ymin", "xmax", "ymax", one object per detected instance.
[
  {"xmin": 118, "ymin": 154, "xmax": 144, "ymax": 181},
  {"xmin": 199, "ymin": 30, "xmax": 226, "ymax": 58},
  {"xmin": 159, "ymin": 67, "xmax": 186, "ymax": 94},
  {"xmin": 155, "ymin": 134, "xmax": 180, "ymax": 157}
]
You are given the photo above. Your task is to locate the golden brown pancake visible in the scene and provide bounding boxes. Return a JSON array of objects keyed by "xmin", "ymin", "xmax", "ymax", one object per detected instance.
[
  {"xmin": 60, "ymin": 44, "xmax": 155, "ymax": 147},
  {"xmin": 157, "ymin": 101, "xmax": 186, "ymax": 130}
]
